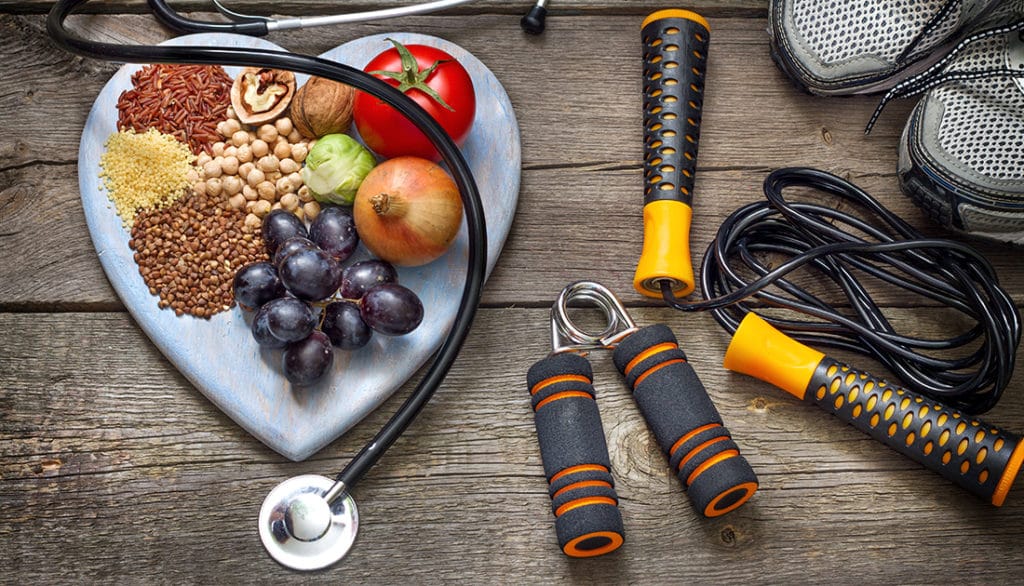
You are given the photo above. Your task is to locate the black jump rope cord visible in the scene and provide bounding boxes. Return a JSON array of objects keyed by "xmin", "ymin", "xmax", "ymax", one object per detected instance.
[{"xmin": 665, "ymin": 167, "xmax": 1020, "ymax": 415}]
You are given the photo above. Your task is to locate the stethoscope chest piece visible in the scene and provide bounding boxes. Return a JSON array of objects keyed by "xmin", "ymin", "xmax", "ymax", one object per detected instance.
[{"xmin": 258, "ymin": 474, "xmax": 359, "ymax": 571}]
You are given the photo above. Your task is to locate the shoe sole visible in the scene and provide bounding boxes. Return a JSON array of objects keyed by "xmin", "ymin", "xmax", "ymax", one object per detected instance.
[{"xmin": 898, "ymin": 110, "xmax": 1024, "ymax": 244}]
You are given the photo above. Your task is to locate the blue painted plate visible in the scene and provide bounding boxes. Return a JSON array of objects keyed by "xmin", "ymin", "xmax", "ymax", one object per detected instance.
[{"xmin": 78, "ymin": 33, "xmax": 520, "ymax": 461}]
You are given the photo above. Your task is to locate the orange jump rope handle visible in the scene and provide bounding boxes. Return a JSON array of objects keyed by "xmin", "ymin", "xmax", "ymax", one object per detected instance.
[
  {"xmin": 612, "ymin": 325, "xmax": 758, "ymax": 516},
  {"xmin": 634, "ymin": 9, "xmax": 710, "ymax": 298},
  {"xmin": 526, "ymin": 352, "xmax": 625, "ymax": 558},
  {"xmin": 724, "ymin": 313, "xmax": 1024, "ymax": 505}
]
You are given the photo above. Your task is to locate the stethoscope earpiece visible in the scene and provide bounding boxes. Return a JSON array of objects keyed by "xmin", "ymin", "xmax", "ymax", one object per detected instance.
[
  {"xmin": 521, "ymin": 0, "xmax": 548, "ymax": 35},
  {"xmin": 258, "ymin": 475, "xmax": 359, "ymax": 571}
]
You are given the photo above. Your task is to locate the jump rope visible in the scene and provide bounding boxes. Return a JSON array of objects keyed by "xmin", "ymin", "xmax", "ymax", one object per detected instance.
[{"xmin": 528, "ymin": 10, "xmax": 1024, "ymax": 559}]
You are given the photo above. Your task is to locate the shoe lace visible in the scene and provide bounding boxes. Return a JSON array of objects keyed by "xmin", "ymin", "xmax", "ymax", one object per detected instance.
[
  {"xmin": 895, "ymin": 0, "xmax": 964, "ymax": 63},
  {"xmin": 865, "ymin": 18, "xmax": 1024, "ymax": 134}
]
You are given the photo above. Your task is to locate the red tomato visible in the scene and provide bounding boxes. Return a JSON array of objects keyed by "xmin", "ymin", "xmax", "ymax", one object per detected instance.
[{"xmin": 354, "ymin": 41, "xmax": 476, "ymax": 161}]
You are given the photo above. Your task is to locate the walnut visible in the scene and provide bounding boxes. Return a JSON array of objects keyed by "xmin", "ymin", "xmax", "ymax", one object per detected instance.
[
  {"xmin": 230, "ymin": 68, "xmax": 296, "ymax": 125},
  {"xmin": 289, "ymin": 76, "xmax": 356, "ymax": 139}
]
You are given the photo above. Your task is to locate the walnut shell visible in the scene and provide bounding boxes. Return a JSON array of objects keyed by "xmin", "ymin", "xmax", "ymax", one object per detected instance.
[
  {"xmin": 289, "ymin": 76, "xmax": 356, "ymax": 139},
  {"xmin": 230, "ymin": 68, "xmax": 296, "ymax": 126}
]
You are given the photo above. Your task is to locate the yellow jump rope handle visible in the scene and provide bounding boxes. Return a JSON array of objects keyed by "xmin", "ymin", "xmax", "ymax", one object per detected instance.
[
  {"xmin": 634, "ymin": 9, "xmax": 710, "ymax": 298},
  {"xmin": 724, "ymin": 313, "xmax": 1024, "ymax": 505}
]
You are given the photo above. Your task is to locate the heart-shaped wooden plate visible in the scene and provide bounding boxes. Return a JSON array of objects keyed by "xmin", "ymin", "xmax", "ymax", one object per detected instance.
[{"xmin": 78, "ymin": 32, "xmax": 520, "ymax": 461}]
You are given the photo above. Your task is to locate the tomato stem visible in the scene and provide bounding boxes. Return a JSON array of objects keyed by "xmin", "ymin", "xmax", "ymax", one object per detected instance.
[{"xmin": 369, "ymin": 38, "xmax": 456, "ymax": 112}]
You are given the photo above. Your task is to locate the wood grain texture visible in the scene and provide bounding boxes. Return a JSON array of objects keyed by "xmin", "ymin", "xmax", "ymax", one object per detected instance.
[
  {"xmin": 3, "ymin": 13, "xmax": 1022, "ymax": 310},
  {"xmin": 4, "ymin": 309, "xmax": 1024, "ymax": 583}
]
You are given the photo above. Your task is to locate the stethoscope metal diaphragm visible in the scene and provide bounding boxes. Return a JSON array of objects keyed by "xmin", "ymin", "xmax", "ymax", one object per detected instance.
[{"xmin": 258, "ymin": 474, "xmax": 359, "ymax": 570}]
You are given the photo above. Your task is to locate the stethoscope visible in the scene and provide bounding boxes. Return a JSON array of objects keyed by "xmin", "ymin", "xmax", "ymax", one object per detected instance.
[{"xmin": 47, "ymin": 0, "xmax": 501, "ymax": 571}]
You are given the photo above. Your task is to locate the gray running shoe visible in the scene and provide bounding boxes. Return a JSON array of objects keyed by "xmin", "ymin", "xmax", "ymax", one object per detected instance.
[
  {"xmin": 769, "ymin": 0, "xmax": 1003, "ymax": 95},
  {"xmin": 893, "ymin": 21, "xmax": 1024, "ymax": 242}
]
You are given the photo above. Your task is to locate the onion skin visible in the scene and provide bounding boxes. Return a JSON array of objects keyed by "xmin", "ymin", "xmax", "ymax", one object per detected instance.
[{"xmin": 353, "ymin": 157, "xmax": 463, "ymax": 266}]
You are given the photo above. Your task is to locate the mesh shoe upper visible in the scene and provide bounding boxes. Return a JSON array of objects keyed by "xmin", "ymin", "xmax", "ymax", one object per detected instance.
[
  {"xmin": 771, "ymin": 0, "xmax": 999, "ymax": 94},
  {"xmin": 900, "ymin": 28, "xmax": 1024, "ymax": 238}
]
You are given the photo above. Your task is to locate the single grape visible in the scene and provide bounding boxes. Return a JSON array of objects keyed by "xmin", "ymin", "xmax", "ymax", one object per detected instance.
[
  {"xmin": 283, "ymin": 331, "xmax": 334, "ymax": 385},
  {"xmin": 263, "ymin": 297, "xmax": 316, "ymax": 343},
  {"xmin": 274, "ymin": 236, "xmax": 318, "ymax": 269},
  {"xmin": 360, "ymin": 283, "xmax": 424, "ymax": 335},
  {"xmin": 340, "ymin": 260, "xmax": 398, "ymax": 300},
  {"xmin": 278, "ymin": 247, "xmax": 340, "ymax": 301},
  {"xmin": 233, "ymin": 261, "xmax": 286, "ymax": 310},
  {"xmin": 251, "ymin": 303, "xmax": 287, "ymax": 348},
  {"xmin": 309, "ymin": 206, "xmax": 359, "ymax": 262},
  {"xmin": 262, "ymin": 209, "xmax": 309, "ymax": 255},
  {"xmin": 322, "ymin": 301, "xmax": 372, "ymax": 350}
]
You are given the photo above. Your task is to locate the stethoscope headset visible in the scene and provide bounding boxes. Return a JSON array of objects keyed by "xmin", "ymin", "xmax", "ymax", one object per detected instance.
[{"xmin": 46, "ymin": 0, "xmax": 546, "ymax": 571}]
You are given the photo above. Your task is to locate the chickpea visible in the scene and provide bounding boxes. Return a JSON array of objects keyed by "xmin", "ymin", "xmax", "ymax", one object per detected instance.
[
  {"xmin": 203, "ymin": 159, "xmax": 222, "ymax": 179},
  {"xmin": 297, "ymin": 185, "xmax": 312, "ymax": 203},
  {"xmin": 247, "ymin": 168, "xmax": 266, "ymax": 188},
  {"xmin": 302, "ymin": 201, "xmax": 320, "ymax": 220},
  {"xmin": 221, "ymin": 156, "xmax": 240, "ymax": 177},
  {"xmin": 275, "ymin": 117, "xmax": 294, "ymax": 136},
  {"xmin": 226, "ymin": 106, "xmax": 237, "ymax": 120},
  {"xmin": 273, "ymin": 140, "xmax": 292, "ymax": 160},
  {"xmin": 230, "ymin": 130, "xmax": 250, "ymax": 148},
  {"xmin": 236, "ymin": 144, "xmax": 253, "ymax": 164},
  {"xmin": 224, "ymin": 145, "xmax": 238, "ymax": 158},
  {"xmin": 278, "ymin": 158, "xmax": 299, "ymax": 175},
  {"xmin": 293, "ymin": 207, "xmax": 306, "ymax": 222},
  {"xmin": 212, "ymin": 142, "xmax": 226, "ymax": 157},
  {"xmin": 193, "ymin": 181, "xmax": 207, "ymax": 196},
  {"xmin": 251, "ymin": 139, "xmax": 270, "ymax": 158},
  {"xmin": 271, "ymin": 201, "xmax": 283, "ymax": 211},
  {"xmin": 222, "ymin": 175, "xmax": 243, "ymax": 196},
  {"xmin": 257, "ymin": 181, "xmax": 277, "ymax": 201},
  {"xmin": 244, "ymin": 213, "xmax": 261, "ymax": 228},
  {"xmin": 187, "ymin": 168, "xmax": 200, "ymax": 184},
  {"xmin": 238, "ymin": 162, "xmax": 255, "ymax": 179},
  {"xmin": 197, "ymin": 152, "xmax": 212, "ymax": 167},
  {"xmin": 290, "ymin": 143, "xmax": 308, "ymax": 163},
  {"xmin": 206, "ymin": 177, "xmax": 223, "ymax": 197},
  {"xmin": 288, "ymin": 129, "xmax": 303, "ymax": 144},
  {"xmin": 253, "ymin": 200, "xmax": 272, "ymax": 217},
  {"xmin": 257, "ymin": 155, "xmax": 280, "ymax": 174},
  {"xmin": 257, "ymin": 124, "xmax": 279, "ymax": 144},
  {"xmin": 216, "ymin": 121, "xmax": 231, "ymax": 137},
  {"xmin": 243, "ymin": 185, "xmax": 258, "ymax": 201},
  {"xmin": 276, "ymin": 176, "xmax": 296, "ymax": 195},
  {"xmin": 228, "ymin": 193, "xmax": 246, "ymax": 210},
  {"xmin": 280, "ymin": 192, "xmax": 300, "ymax": 211},
  {"xmin": 247, "ymin": 130, "xmax": 257, "ymax": 143},
  {"xmin": 224, "ymin": 118, "xmax": 242, "ymax": 136},
  {"xmin": 267, "ymin": 171, "xmax": 283, "ymax": 184}
]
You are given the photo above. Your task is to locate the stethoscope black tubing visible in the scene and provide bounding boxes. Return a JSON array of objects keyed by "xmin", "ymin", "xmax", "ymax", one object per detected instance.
[{"xmin": 47, "ymin": 0, "xmax": 488, "ymax": 490}]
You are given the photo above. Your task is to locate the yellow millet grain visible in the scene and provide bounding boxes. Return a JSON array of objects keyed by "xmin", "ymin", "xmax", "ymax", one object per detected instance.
[{"xmin": 99, "ymin": 128, "xmax": 196, "ymax": 225}]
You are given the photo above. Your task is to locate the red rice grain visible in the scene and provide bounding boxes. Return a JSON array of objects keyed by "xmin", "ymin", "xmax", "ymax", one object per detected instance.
[{"xmin": 117, "ymin": 64, "xmax": 234, "ymax": 156}]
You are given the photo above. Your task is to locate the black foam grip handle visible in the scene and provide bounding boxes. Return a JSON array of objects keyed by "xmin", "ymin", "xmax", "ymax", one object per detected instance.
[
  {"xmin": 613, "ymin": 324, "xmax": 757, "ymax": 517},
  {"xmin": 641, "ymin": 12, "xmax": 709, "ymax": 206},
  {"xmin": 806, "ymin": 358, "xmax": 1024, "ymax": 505},
  {"xmin": 526, "ymin": 353, "xmax": 625, "ymax": 557}
]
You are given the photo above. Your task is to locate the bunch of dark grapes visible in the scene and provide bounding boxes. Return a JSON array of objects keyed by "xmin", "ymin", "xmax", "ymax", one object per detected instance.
[{"xmin": 233, "ymin": 207, "xmax": 424, "ymax": 386}]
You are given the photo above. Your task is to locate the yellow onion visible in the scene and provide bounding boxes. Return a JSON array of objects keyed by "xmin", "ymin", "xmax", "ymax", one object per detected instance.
[{"xmin": 353, "ymin": 157, "xmax": 463, "ymax": 266}]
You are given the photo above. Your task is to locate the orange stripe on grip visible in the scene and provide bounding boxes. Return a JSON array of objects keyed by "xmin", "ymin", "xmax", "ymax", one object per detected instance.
[
  {"xmin": 686, "ymin": 450, "xmax": 740, "ymax": 486},
  {"xmin": 550, "ymin": 464, "xmax": 609, "ymax": 484},
  {"xmin": 554, "ymin": 496, "xmax": 618, "ymax": 518},
  {"xmin": 534, "ymin": 391, "xmax": 592, "ymax": 412},
  {"xmin": 633, "ymin": 358, "xmax": 687, "ymax": 388},
  {"xmin": 668, "ymin": 423, "xmax": 722, "ymax": 459},
  {"xmin": 530, "ymin": 374, "xmax": 591, "ymax": 396},
  {"xmin": 623, "ymin": 342, "xmax": 678, "ymax": 377},
  {"xmin": 551, "ymin": 480, "xmax": 614, "ymax": 499},
  {"xmin": 676, "ymin": 436, "xmax": 729, "ymax": 473},
  {"xmin": 993, "ymin": 440, "xmax": 1024, "ymax": 506}
]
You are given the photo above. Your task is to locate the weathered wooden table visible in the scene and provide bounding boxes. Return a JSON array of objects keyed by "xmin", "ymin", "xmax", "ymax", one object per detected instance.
[{"xmin": 4, "ymin": 1, "xmax": 1024, "ymax": 582}]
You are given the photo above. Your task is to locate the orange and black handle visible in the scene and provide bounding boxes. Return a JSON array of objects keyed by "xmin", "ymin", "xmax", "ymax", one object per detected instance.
[
  {"xmin": 724, "ymin": 313, "xmax": 1024, "ymax": 505},
  {"xmin": 526, "ymin": 352, "xmax": 625, "ymax": 558},
  {"xmin": 611, "ymin": 324, "xmax": 758, "ymax": 516},
  {"xmin": 635, "ymin": 9, "xmax": 710, "ymax": 299}
]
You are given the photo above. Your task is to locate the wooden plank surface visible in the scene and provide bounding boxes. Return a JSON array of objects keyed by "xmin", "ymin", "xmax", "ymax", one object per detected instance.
[
  {"xmin": 4, "ymin": 310, "xmax": 1024, "ymax": 583},
  {"xmin": 5, "ymin": 1, "xmax": 1024, "ymax": 583}
]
